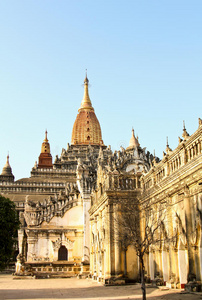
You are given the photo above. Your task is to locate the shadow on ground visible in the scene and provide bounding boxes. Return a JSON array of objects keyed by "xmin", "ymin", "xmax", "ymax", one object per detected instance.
[{"xmin": 0, "ymin": 275, "xmax": 201, "ymax": 300}]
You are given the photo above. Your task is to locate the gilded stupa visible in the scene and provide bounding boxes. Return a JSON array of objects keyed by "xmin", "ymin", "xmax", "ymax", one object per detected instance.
[{"xmin": 71, "ymin": 74, "xmax": 104, "ymax": 146}]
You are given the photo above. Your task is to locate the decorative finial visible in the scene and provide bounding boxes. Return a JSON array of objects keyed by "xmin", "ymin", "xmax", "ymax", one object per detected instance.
[
  {"xmin": 44, "ymin": 130, "xmax": 48, "ymax": 142},
  {"xmin": 152, "ymin": 150, "xmax": 157, "ymax": 166},
  {"xmin": 182, "ymin": 120, "xmax": 189, "ymax": 140},
  {"xmin": 7, "ymin": 152, "xmax": 9, "ymax": 164},
  {"xmin": 79, "ymin": 72, "xmax": 93, "ymax": 111},
  {"xmin": 166, "ymin": 137, "xmax": 172, "ymax": 154},
  {"xmin": 84, "ymin": 69, "xmax": 89, "ymax": 84}
]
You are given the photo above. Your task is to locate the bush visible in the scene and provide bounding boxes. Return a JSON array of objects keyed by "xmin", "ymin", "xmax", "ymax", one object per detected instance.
[{"xmin": 0, "ymin": 195, "xmax": 20, "ymax": 271}]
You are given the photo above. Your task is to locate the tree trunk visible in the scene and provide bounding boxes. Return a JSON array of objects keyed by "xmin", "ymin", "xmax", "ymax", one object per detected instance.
[{"xmin": 140, "ymin": 255, "xmax": 146, "ymax": 300}]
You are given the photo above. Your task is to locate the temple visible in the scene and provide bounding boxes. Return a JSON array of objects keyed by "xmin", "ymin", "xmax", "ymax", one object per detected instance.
[{"xmin": 0, "ymin": 75, "xmax": 201, "ymax": 290}]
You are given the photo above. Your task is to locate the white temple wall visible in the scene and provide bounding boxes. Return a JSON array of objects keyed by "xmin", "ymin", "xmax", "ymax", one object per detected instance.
[
  {"xmin": 37, "ymin": 234, "xmax": 49, "ymax": 259},
  {"xmin": 162, "ymin": 249, "xmax": 170, "ymax": 283},
  {"xmin": 41, "ymin": 206, "xmax": 83, "ymax": 227},
  {"xmin": 178, "ymin": 249, "xmax": 188, "ymax": 287},
  {"xmin": 149, "ymin": 251, "xmax": 155, "ymax": 280},
  {"xmin": 71, "ymin": 234, "xmax": 83, "ymax": 259}
]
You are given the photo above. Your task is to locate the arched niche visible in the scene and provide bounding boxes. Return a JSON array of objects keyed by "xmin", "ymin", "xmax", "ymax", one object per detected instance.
[{"xmin": 58, "ymin": 245, "xmax": 68, "ymax": 261}]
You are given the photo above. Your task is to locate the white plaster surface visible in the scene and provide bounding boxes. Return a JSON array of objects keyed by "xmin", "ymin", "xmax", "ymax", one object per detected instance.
[
  {"xmin": 178, "ymin": 249, "xmax": 188, "ymax": 284},
  {"xmin": 41, "ymin": 206, "xmax": 83, "ymax": 227},
  {"xmin": 149, "ymin": 251, "xmax": 154, "ymax": 280},
  {"xmin": 162, "ymin": 250, "xmax": 169, "ymax": 283}
]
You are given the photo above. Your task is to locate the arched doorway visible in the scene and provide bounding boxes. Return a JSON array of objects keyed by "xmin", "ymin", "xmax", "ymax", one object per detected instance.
[{"xmin": 58, "ymin": 245, "xmax": 68, "ymax": 261}]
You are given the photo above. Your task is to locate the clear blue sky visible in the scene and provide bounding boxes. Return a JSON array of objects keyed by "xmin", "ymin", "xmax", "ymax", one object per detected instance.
[{"xmin": 0, "ymin": 1, "xmax": 201, "ymax": 180}]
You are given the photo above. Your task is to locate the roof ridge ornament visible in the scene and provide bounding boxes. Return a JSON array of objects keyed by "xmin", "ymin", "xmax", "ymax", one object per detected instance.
[
  {"xmin": 182, "ymin": 120, "xmax": 189, "ymax": 140},
  {"xmin": 165, "ymin": 136, "xmax": 172, "ymax": 154},
  {"xmin": 44, "ymin": 130, "xmax": 48, "ymax": 142}
]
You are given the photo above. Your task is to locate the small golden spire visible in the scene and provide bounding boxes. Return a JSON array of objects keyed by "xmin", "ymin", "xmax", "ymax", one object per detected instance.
[
  {"xmin": 41, "ymin": 130, "xmax": 50, "ymax": 154},
  {"xmin": 79, "ymin": 72, "xmax": 94, "ymax": 111},
  {"xmin": 44, "ymin": 130, "xmax": 48, "ymax": 142}
]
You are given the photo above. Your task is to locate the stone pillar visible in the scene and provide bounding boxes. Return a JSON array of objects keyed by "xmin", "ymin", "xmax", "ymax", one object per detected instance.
[
  {"xmin": 200, "ymin": 231, "xmax": 202, "ymax": 282},
  {"xmin": 149, "ymin": 250, "xmax": 155, "ymax": 280},
  {"xmin": 104, "ymin": 204, "xmax": 114, "ymax": 279},
  {"xmin": 26, "ymin": 230, "xmax": 37, "ymax": 262},
  {"xmin": 184, "ymin": 186, "xmax": 196, "ymax": 281},
  {"xmin": 92, "ymin": 218, "xmax": 97, "ymax": 276},
  {"xmin": 178, "ymin": 239, "xmax": 188, "ymax": 288},
  {"xmin": 165, "ymin": 161, "xmax": 170, "ymax": 176},
  {"xmin": 89, "ymin": 219, "xmax": 94, "ymax": 276},
  {"xmin": 168, "ymin": 244, "xmax": 177, "ymax": 286},
  {"xmin": 157, "ymin": 250, "xmax": 163, "ymax": 278},
  {"xmin": 18, "ymin": 229, "xmax": 24, "ymax": 255},
  {"xmin": 195, "ymin": 245, "xmax": 200, "ymax": 281},
  {"xmin": 162, "ymin": 246, "xmax": 170, "ymax": 284},
  {"xmin": 97, "ymin": 212, "xmax": 103, "ymax": 279},
  {"xmin": 198, "ymin": 140, "xmax": 201, "ymax": 154},
  {"xmin": 114, "ymin": 204, "xmax": 121, "ymax": 275},
  {"xmin": 83, "ymin": 194, "xmax": 91, "ymax": 263}
]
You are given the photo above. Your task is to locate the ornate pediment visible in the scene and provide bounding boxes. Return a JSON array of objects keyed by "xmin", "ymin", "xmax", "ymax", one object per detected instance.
[{"xmin": 52, "ymin": 234, "xmax": 74, "ymax": 251}]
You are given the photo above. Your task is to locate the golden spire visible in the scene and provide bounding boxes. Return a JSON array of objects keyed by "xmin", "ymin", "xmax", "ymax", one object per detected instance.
[
  {"xmin": 71, "ymin": 74, "xmax": 104, "ymax": 146},
  {"xmin": 41, "ymin": 130, "xmax": 50, "ymax": 154},
  {"xmin": 79, "ymin": 72, "xmax": 94, "ymax": 111},
  {"xmin": 44, "ymin": 129, "xmax": 48, "ymax": 142}
]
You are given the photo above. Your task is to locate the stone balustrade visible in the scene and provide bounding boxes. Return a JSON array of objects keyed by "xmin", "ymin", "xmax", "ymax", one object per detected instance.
[{"xmin": 143, "ymin": 121, "xmax": 202, "ymax": 190}]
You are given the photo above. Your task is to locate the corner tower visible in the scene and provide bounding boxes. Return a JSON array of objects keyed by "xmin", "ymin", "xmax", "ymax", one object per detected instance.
[
  {"xmin": 0, "ymin": 154, "xmax": 14, "ymax": 182},
  {"xmin": 71, "ymin": 75, "xmax": 104, "ymax": 146},
  {"xmin": 38, "ymin": 130, "xmax": 53, "ymax": 169}
]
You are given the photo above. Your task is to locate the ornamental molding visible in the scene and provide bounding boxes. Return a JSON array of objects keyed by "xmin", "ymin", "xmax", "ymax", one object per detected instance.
[{"xmin": 52, "ymin": 234, "xmax": 74, "ymax": 251}]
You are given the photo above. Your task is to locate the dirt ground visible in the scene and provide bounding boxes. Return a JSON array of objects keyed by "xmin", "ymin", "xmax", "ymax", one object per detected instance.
[{"xmin": 0, "ymin": 274, "xmax": 201, "ymax": 300}]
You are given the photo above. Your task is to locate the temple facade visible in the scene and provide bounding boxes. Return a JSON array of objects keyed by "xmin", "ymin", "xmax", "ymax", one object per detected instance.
[
  {"xmin": 89, "ymin": 118, "xmax": 202, "ymax": 288},
  {"xmin": 0, "ymin": 76, "xmax": 201, "ymax": 288}
]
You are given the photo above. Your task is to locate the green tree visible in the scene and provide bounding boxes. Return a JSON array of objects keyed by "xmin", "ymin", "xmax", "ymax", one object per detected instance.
[{"xmin": 0, "ymin": 195, "xmax": 20, "ymax": 271}]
